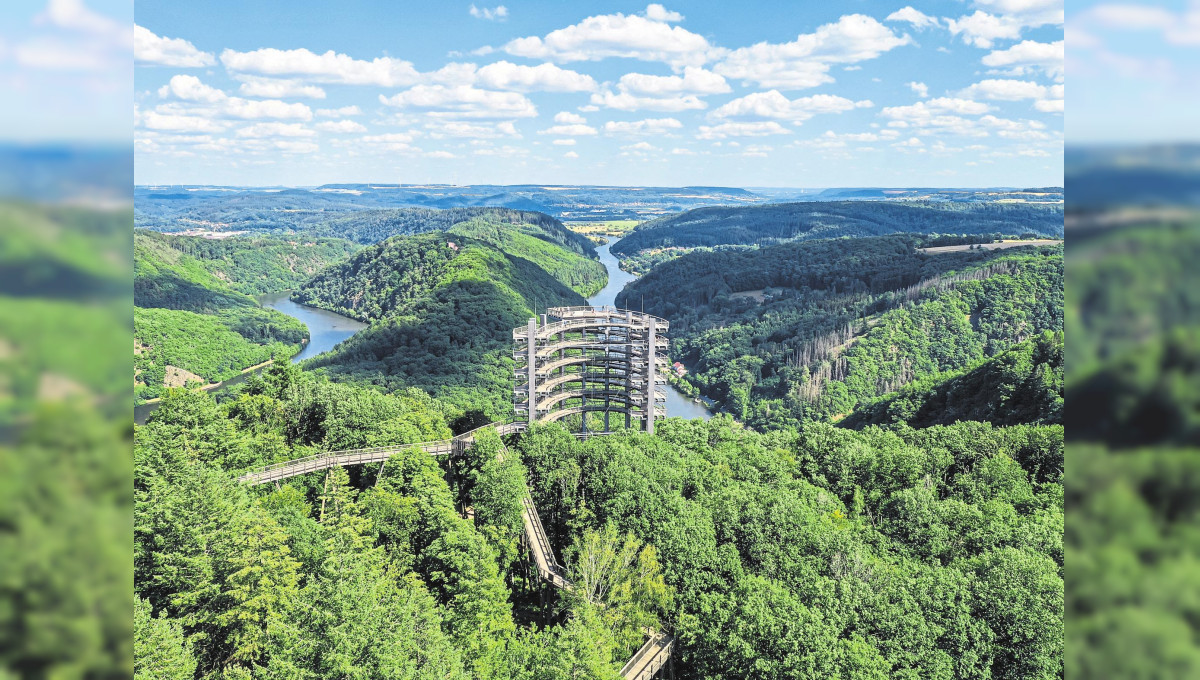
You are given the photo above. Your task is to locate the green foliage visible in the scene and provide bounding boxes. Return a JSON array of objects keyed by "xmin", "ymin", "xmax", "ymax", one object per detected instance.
[
  {"xmin": 134, "ymin": 307, "xmax": 297, "ymax": 400},
  {"xmin": 620, "ymin": 235, "xmax": 1063, "ymax": 428},
  {"xmin": 299, "ymin": 232, "xmax": 588, "ymax": 419},
  {"xmin": 135, "ymin": 598, "xmax": 196, "ymax": 680},
  {"xmin": 1, "ymin": 404, "xmax": 134, "ymax": 679},
  {"xmin": 448, "ymin": 218, "xmax": 607, "ymax": 296},
  {"xmin": 0, "ymin": 201, "xmax": 131, "ymax": 300},
  {"xmin": 134, "ymin": 231, "xmax": 311, "ymax": 402},
  {"xmin": 612, "ymin": 200, "xmax": 1063, "ymax": 256},
  {"xmin": 844, "ymin": 332, "xmax": 1064, "ymax": 429},
  {"xmin": 135, "ymin": 230, "xmax": 359, "ymax": 295},
  {"xmin": 515, "ymin": 416, "xmax": 1063, "ymax": 678}
]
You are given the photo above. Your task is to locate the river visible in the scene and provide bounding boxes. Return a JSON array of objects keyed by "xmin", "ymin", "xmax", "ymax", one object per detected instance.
[
  {"xmin": 589, "ymin": 237, "xmax": 712, "ymax": 421},
  {"xmin": 135, "ymin": 237, "xmax": 709, "ymax": 424},
  {"xmin": 133, "ymin": 293, "xmax": 366, "ymax": 424}
]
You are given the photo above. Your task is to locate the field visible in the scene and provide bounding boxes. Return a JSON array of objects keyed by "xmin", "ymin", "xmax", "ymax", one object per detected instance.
[
  {"xmin": 563, "ymin": 219, "xmax": 642, "ymax": 237},
  {"xmin": 918, "ymin": 238, "xmax": 1063, "ymax": 254}
]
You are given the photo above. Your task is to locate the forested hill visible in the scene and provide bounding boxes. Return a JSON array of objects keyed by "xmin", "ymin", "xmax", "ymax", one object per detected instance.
[
  {"xmin": 308, "ymin": 206, "xmax": 598, "ymax": 253},
  {"xmin": 134, "ymin": 232, "xmax": 318, "ymax": 402},
  {"xmin": 619, "ymin": 236, "xmax": 1064, "ymax": 429},
  {"xmin": 134, "ymin": 230, "xmax": 359, "ymax": 295},
  {"xmin": 299, "ymin": 232, "xmax": 587, "ymax": 417},
  {"xmin": 841, "ymin": 331, "xmax": 1064, "ymax": 430},
  {"xmin": 293, "ymin": 231, "xmax": 586, "ymax": 321},
  {"xmin": 611, "ymin": 200, "xmax": 1064, "ymax": 255}
]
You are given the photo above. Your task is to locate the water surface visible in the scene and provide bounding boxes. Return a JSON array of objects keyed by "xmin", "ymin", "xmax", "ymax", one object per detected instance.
[{"xmin": 588, "ymin": 238, "xmax": 712, "ymax": 421}]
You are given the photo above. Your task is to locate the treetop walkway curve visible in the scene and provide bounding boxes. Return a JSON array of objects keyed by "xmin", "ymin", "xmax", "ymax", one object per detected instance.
[
  {"xmin": 238, "ymin": 423, "xmax": 675, "ymax": 678},
  {"xmin": 236, "ymin": 306, "xmax": 677, "ymax": 677},
  {"xmin": 514, "ymin": 306, "xmax": 669, "ymax": 435}
]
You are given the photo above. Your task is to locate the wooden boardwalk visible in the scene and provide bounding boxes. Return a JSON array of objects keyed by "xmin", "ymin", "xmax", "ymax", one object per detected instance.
[{"xmin": 237, "ymin": 420, "xmax": 673, "ymax": 679}]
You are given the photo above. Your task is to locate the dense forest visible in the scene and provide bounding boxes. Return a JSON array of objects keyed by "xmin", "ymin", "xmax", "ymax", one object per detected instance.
[
  {"xmin": 842, "ymin": 331, "xmax": 1063, "ymax": 430},
  {"xmin": 133, "ymin": 362, "xmax": 1062, "ymax": 680},
  {"xmin": 134, "ymin": 232, "xmax": 320, "ymax": 402},
  {"xmin": 135, "ymin": 366, "xmax": 674, "ymax": 680},
  {"xmin": 297, "ymin": 231, "xmax": 588, "ymax": 418},
  {"xmin": 134, "ymin": 230, "xmax": 360, "ymax": 295},
  {"xmin": 618, "ymin": 236, "xmax": 1063, "ymax": 428},
  {"xmin": 611, "ymin": 201, "xmax": 1064, "ymax": 256},
  {"xmin": 1063, "ymin": 200, "xmax": 1200, "ymax": 674},
  {"xmin": 120, "ymin": 195, "xmax": 1073, "ymax": 679}
]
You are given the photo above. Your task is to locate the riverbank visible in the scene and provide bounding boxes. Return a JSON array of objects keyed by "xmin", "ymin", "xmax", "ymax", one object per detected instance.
[
  {"xmin": 588, "ymin": 237, "xmax": 712, "ymax": 421},
  {"xmin": 135, "ymin": 292, "xmax": 367, "ymax": 424}
]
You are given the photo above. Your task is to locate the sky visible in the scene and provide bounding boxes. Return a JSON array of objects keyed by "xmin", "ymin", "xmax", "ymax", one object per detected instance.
[
  {"xmin": 1069, "ymin": 0, "xmax": 1200, "ymax": 143},
  {"xmin": 0, "ymin": 0, "xmax": 132, "ymax": 144},
  {"xmin": 130, "ymin": 0, "xmax": 1065, "ymax": 187}
]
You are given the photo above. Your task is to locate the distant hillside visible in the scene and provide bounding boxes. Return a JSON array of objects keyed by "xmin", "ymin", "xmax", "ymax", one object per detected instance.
[
  {"xmin": 134, "ymin": 232, "xmax": 309, "ymax": 402},
  {"xmin": 306, "ymin": 206, "xmax": 598, "ymax": 254},
  {"xmin": 133, "ymin": 184, "xmax": 769, "ymax": 228},
  {"xmin": 299, "ymin": 231, "xmax": 587, "ymax": 417},
  {"xmin": 134, "ymin": 230, "xmax": 359, "ymax": 295},
  {"xmin": 446, "ymin": 217, "xmax": 606, "ymax": 296},
  {"xmin": 618, "ymin": 235, "xmax": 1064, "ymax": 428},
  {"xmin": 611, "ymin": 201, "xmax": 1064, "ymax": 256},
  {"xmin": 841, "ymin": 331, "xmax": 1063, "ymax": 430}
]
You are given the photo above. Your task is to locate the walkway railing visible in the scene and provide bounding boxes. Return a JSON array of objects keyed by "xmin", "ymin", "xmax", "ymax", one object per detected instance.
[{"xmin": 236, "ymin": 420, "xmax": 672, "ymax": 678}]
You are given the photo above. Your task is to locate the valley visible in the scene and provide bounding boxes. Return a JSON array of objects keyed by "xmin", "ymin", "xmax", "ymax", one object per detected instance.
[{"xmin": 132, "ymin": 194, "xmax": 1063, "ymax": 680}]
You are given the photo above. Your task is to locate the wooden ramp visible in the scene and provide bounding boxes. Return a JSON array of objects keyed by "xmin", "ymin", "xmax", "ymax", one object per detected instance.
[{"xmin": 237, "ymin": 421, "xmax": 672, "ymax": 679}]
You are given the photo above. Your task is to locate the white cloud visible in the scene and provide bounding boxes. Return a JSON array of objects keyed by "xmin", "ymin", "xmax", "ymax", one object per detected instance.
[
  {"xmin": 715, "ymin": 14, "xmax": 911, "ymax": 89},
  {"xmin": 711, "ymin": 90, "xmax": 871, "ymax": 122},
  {"xmin": 563, "ymin": 151, "xmax": 580, "ymax": 158},
  {"xmin": 893, "ymin": 136, "xmax": 924, "ymax": 147},
  {"xmin": 1034, "ymin": 98, "xmax": 1064, "ymax": 113},
  {"xmin": 552, "ymin": 138, "xmax": 577, "ymax": 145},
  {"xmin": 539, "ymin": 123, "xmax": 598, "ymax": 136},
  {"xmin": 621, "ymin": 141, "xmax": 660, "ymax": 154},
  {"xmin": 469, "ymin": 4, "xmax": 508, "ymax": 20},
  {"xmin": 981, "ymin": 40, "xmax": 1063, "ymax": 80},
  {"xmin": 602, "ymin": 118, "xmax": 683, "ymax": 135},
  {"xmin": 379, "ymin": 85, "xmax": 537, "ymax": 119},
  {"xmin": 589, "ymin": 90, "xmax": 706, "ymax": 112},
  {"xmin": 645, "ymin": 4, "xmax": 683, "ymax": 22},
  {"xmin": 886, "ymin": 6, "xmax": 939, "ymax": 29},
  {"xmin": 475, "ymin": 61, "xmax": 597, "ymax": 92},
  {"xmin": 361, "ymin": 132, "xmax": 420, "ymax": 150},
  {"xmin": 315, "ymin": 119, "xmax": 367, "ymax": 133},
  {"xmin": 425, "ymin": 150, "xmax": 458, "ymax": 159},
  {"xmin": 236, "ymin": 75, "xmax": 327, "ymax": 100},
  {"xmin": 138, "ymin": 109, "xmax": 228, "ymax": 133},
  {"xmin": 222, "ymin": 98, "xmax": 314, "ymax": 120},
  {"xmin": 960, "ymin": 79, "xmax": 1052, "ymax": 101},
  {"xmin": 473, "ymin": 144, "xmax": 529, "ymax": 156},
  {"xmin": 945, "ymin": 11, "xmax": 1023, "ymax": 48},
  {"xmin": 134, "ymin": 25, "xmax": 214, "ymax": 67},
  {"xmin": 696, "ymin": 121, "xmax": 791, "ymax": 139},
  {"xmin": 879, "ymin": 98, "xmax": 999, "ymax": 137},
  {"xmin": 907, "ymin": 81, "xmax": 929, "ymax": 97},
  {"xmin": 504, "ymin": 5, "xmax": 713, "ymax": 68},
  {"xmin": 670, "ymin": 147, "xmax": 696, "ymax": 155},
  {"xmin": 426, "ymin": 120, "xmax": 521, "ymax": 138},
  {"xmin": 555, "ymin": 111, "xmax": 587, "ymax": 125},
  {"xmin": 616, "ymin": 66, "xmax": 729, "ymax": 95},
  {"xmin": 221, "ymin": 47, "xmax": 421, "ymax": 87},
  {"xmin": 236, "ymin": 122, "xmax": 315, "ymax": 138},
  {"xmin": 316, "ymin": 105, "xmax": 362, "ymax": 117},
  {"xmin": 157, "ymin": 75, "xmax": 226, "ymax": 103}
]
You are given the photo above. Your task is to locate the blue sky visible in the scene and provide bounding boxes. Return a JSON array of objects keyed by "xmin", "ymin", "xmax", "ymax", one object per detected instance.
[
  {"xmin": 0, "ymin": 0, "xmax": 132, "ymax": 143},
  {"xmin": 132, "ymin": 1, "xmax": 1064, "ymax": 187},
  {"xmin": 1069, "ymin": 0, "xmax": 1200, "ymax": 143}
]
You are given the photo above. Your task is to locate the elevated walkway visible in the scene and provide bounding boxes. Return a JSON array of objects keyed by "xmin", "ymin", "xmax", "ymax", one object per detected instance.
[{"xmin": 238, "ymin": 421, "xmax": 673, "ymax": 677}]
